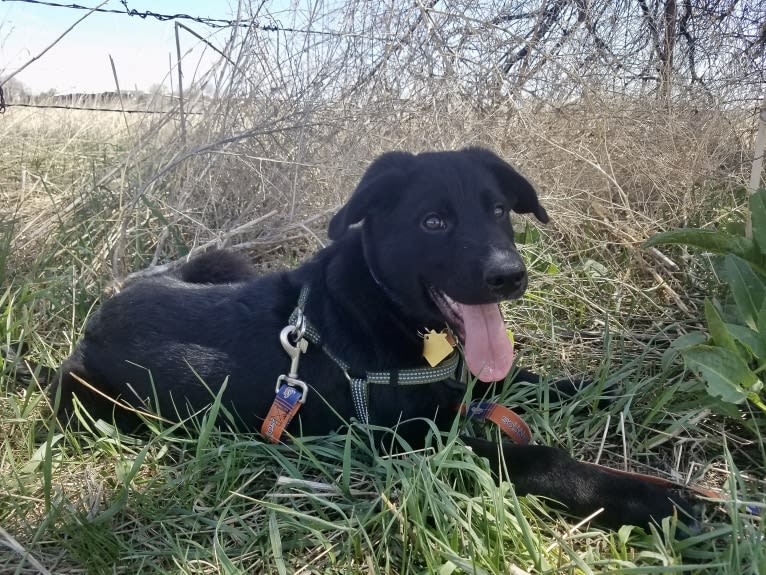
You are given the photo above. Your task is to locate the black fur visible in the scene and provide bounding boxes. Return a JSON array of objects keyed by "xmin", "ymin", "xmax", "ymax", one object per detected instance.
[
  {"xmin": 175, "ymin": 250, "xmax": 255, "ymax": 284},
  {"xmin": 52, "ymin": 148, "xmax": 694, "ymax": 531}
]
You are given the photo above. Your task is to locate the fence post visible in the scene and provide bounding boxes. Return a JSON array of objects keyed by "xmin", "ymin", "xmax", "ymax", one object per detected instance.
[
  {"xmin": 747, "ymin": 94, "xmax": 766, "ymax": 238},
  {"xmin": 175, "ymin": 21, "xmax": 187, "ymax": 145}
]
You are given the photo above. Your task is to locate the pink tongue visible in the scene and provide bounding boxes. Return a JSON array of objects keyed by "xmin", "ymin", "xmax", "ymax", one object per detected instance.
[{"xmin": 456, "ymin": 302, "xmax": 514, "ymax": 382}]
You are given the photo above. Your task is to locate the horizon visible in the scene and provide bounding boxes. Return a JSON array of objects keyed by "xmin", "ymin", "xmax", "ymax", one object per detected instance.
[{"xmin": 0, "ymin": 1, "xmax": 282, "ymax": 95}]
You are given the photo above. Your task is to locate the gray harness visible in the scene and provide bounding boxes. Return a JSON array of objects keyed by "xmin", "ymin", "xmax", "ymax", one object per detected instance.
[{"xmin": 287, "ymin": 285, "xmax": 462, "ymax": 424}]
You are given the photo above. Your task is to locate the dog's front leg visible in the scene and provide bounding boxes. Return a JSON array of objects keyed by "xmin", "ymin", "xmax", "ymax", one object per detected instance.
[{"xmin": 463, "ymin": 437, "xmax": 696, "ymax": 531}]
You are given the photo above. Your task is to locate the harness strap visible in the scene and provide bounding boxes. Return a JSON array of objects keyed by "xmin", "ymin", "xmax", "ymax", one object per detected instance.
[
  {"xmin": 289, "ymin": 285, "xmax": 462, "ymax": 423},
  {"xmin": 349, "ymin": 378, "xmax": 370, "ymax": 425}
]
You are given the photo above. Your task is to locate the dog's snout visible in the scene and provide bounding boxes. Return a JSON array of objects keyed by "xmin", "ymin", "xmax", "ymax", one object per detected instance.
[
  {"xmin": 484, "ymin": 251, "xmax": 527, "ymax": 295},
  {"xmin": 484, "ymin": 266, "xmax": 525, "ymax": 291}
]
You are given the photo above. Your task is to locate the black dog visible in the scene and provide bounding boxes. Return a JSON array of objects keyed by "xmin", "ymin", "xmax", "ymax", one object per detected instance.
[{"xmin": 51, "ymin": 148, "xmax": 693, "ymax": 530}]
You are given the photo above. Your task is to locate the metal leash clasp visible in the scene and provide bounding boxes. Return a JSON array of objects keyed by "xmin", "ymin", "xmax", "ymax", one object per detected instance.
[{"xmin": 275, "ymin": 325, "xmax": 309, "ymax": 403}]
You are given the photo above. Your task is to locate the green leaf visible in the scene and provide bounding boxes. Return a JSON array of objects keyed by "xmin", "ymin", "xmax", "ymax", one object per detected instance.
[
  {"xmin": 748, "ymin": 392, "xmax": 766, "ymax": 414},
  {"xmin": 662, "ymin": 331, "xmax": 707, "ymax": 372},
  {"xmin": 683, "ymin": 345, "xmax": 757, "ymax": 404},
  {"xmin": 724, "ymin": 254, "xmax": 766, "ymax": 329},
  {"xmin": 582, "ymin": 259, "xmax": 608, "ymax": 277},
  {"xmin": 725, "ymin": 219, "xmax": 746, "ymax": 237},
  {"xmin": 516, "ymin": 223, "xmax": 541, "ymax": 245},
  {"xmin": 704, "ymin": 299, "xmax": 741, "ymax": 356},
  {"xmin": 750, "ymin": 189, "xmax": 766, "ymax": 255},
  {"xmin": 643, "ymin": 228, "xmax": 755, "ymax": 258},
  {"xmin": 669, "ymin": 331, "xmax": 709, "ymax": 350},
  {"xmin": 725, "ymin": 323, "xmax": 766, "ymax": 359}
]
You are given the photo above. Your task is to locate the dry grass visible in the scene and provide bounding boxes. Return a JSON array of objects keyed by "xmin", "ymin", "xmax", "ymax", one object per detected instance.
[{"xmin": 3, "ymin": 96, "xmax": 751, "ymax": 276}]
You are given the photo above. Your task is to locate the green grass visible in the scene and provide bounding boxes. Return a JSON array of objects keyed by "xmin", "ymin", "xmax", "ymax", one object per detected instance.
[{"xmin": 1, "ymin": 107, "xmax": 765, "ymax": 574}]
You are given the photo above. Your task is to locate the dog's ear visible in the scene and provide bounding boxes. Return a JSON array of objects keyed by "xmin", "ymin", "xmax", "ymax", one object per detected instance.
[
  {"xmin": 328, "ymin": 151, "xmax": 416, "ymax": 240},
  {"xmin": 463, "ymin": 147, "xmax": 549, "ymax": 223}
]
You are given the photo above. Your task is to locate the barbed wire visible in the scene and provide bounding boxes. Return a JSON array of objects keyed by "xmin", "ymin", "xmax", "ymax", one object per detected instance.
[
  {"xmin": 1, "ymin": 100, "xmax": 203, "ymax": 114},
  {"xmin": 2, "ymin": 0, "xmax": 253, "ymax": 28},
  {"xmin": 0, "ymin": 0, "xmax": 393, "ymax": 39}
]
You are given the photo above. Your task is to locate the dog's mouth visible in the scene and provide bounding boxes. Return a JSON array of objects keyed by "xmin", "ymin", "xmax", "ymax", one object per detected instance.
[{"xmin": 429, "ymin": 289, "xmax": 514, "ymax": 383}]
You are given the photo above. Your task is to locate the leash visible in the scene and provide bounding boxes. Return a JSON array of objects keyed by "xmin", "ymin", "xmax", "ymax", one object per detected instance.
[
  {"xmin": 582, "ymin": 461, "xmax": 724, "ymax": 501},
  {"xmin": 457, "ymin": 401, "xmax": 532, "ymax": 445},
  {"xmin": 260, "ymin": 325, "xmax": 309, "ymax": 442}
]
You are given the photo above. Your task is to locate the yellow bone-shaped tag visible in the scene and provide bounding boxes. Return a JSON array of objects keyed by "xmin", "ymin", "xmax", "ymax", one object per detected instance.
[{"xmin": 422, "ymin": 329, "xmax": 456, "ymax": 367}]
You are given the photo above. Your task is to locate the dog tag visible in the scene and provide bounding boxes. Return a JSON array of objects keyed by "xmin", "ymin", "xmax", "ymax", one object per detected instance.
[{"xmin": 423, "ymin": 330, "xmax": 455, "ymax": 367}]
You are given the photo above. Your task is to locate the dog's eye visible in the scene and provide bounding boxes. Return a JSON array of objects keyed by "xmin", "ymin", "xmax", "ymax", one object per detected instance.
[
  {"xmin": 493, "ymin": 204, "xmax": 506, "ymax": 218},
  {"xmin": 422, "ymin": 214, "xmax": 446, "ymax": 231}
]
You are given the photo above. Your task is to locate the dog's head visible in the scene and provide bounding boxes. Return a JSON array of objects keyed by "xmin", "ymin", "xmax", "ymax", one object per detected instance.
[{"xmin": 328, "ymin": 147, "xmax": 549, "ymax": 382}]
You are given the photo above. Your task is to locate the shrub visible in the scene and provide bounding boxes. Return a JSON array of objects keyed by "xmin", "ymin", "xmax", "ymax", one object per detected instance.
[{"xmin": 645, "ymin": 189, "xmax": 766, "ymax": 413}]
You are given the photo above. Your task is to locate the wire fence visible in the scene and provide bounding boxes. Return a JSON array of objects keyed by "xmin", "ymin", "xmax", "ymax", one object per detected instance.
[
  {"xmin": 0, "ymin": 0, "xmax": 392, "ymax": 38},
  {"xmin": 0, "ymin": 98, "xmax": 201, "ymax": 114},
  {"xmin": 1, "ymin": 1, "xmax": 764, "ymax": 114},
  {"xmin": 2, "ymin": 0, "xmax": 250, "ymax": 28}
]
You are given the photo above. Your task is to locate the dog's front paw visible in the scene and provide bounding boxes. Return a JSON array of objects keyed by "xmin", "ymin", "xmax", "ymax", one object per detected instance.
[{"xmin": 607, "ymin": 478, "xmax": 701, "ymax": 534}]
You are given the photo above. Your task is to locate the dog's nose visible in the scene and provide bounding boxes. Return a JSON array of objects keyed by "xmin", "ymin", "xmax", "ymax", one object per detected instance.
[{"xmin": 483, "ymin": 258, "xmax": 527, "ymax": 295}]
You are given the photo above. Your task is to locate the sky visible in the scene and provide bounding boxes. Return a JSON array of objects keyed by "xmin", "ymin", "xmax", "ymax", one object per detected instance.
[{"xmin": 0, "ymin": 1, "xmax": 255, "ymax": 94}]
